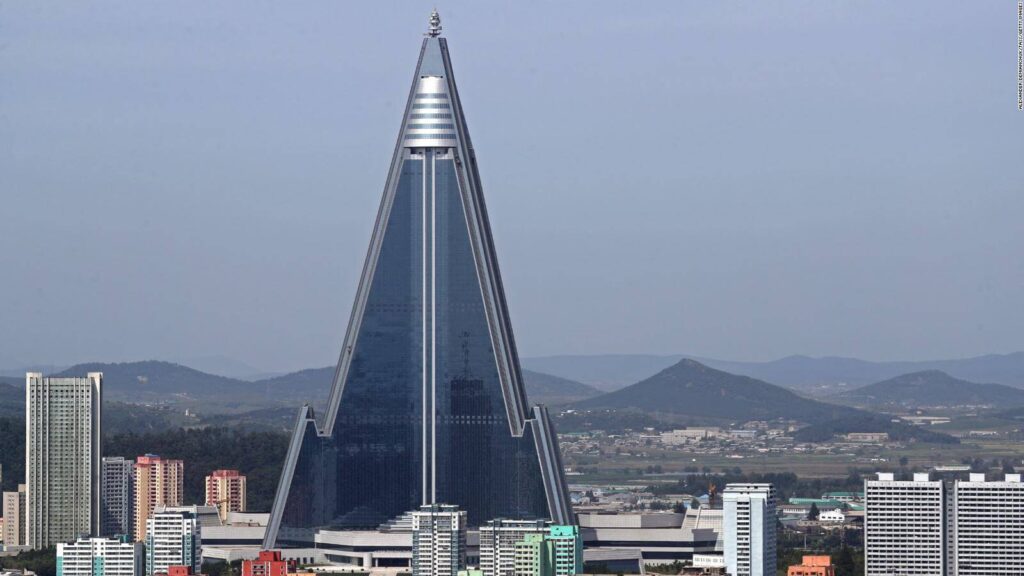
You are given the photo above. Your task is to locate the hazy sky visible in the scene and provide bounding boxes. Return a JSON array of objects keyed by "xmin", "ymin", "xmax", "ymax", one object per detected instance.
[{"xmin": 2, "ymin": 2, "xmax": 1022, "ymax": 373}]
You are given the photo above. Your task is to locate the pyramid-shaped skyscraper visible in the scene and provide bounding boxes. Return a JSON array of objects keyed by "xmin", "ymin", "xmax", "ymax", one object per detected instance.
[{"xmin": 264, "ymin": 13, "xmax": 572, "ymax": 548}]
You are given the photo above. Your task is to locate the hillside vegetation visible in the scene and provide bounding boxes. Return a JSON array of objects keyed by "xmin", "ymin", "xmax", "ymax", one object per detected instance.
[
  {"xmin": 571, "ymin": 359, "xmax": 860, "ymax": 425},
  {"xmin": 569, "ymin": 359, "xmax": 956, "ymax": 443},
  {"xmin": 831, "ymin": 370, "xmax": 1024, "ymax": 409}
]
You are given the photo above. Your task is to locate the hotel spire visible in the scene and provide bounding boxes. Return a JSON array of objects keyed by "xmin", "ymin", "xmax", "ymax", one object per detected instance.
[{"xmin": 428, "ymin": 9, "xmax": 442, "ymax": 37}]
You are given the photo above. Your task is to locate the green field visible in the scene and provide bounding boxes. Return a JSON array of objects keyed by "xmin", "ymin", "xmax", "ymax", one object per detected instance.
[{"xmin": 565, "ymin": 440, "xmax": 1024, "ymax": 484}]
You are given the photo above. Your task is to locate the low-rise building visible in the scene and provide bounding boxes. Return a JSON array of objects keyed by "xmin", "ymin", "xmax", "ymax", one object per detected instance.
[
  {"xmin": 158, "ymin": 567, "xmax": 206, "ymax": 576},
  {"xmin": 660, "ymin": 429, "xmax": 721, "ymax": 445},
  {"xmin": 817, "ymin": 509, "xmax": 845, "ymax": 524},
  {"xmin": 57, "ymin": 536, "xmax": 144, "ymax": 576},
  {"xmin": 578, "ymin": 508, "xmax": 722, "ymax": 564},
  {"xmin": 843, "ymin": 432, "xmax": 888, "ymax": 443},
  {"xmin": 479, "ymin": 519, "xmax": 548, "ymax": 576},
  {"xmin": 820, "ymin": 492, "xmax": 862, "ymax": 504},
  {"xmin": 241, "ymin": 550, "xmax": 294, "ymax": 576},
  {"xmin": 2, "ymin": 485, "xmax": 26, "ymax": 549},
  {"xmin": 786, "ymin": 555, "xmax": 834, "ymax": 576}
]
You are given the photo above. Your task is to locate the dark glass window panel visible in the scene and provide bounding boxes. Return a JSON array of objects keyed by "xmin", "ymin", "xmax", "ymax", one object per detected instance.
[
  {"xmin": 276, "ymin": 158, "xmax": 425, "ymax": 540},
  {"xmin": 431, "ymin": 157, "xmax": 548, "ymax": 526}
]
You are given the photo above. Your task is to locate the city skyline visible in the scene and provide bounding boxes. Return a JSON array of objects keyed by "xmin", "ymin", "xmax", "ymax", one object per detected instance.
[
  {"xmin": 2, "ymin": 2, "xmax": 1021, "ymax": 373},
  {"xmin": 4, "ymin": 6, "xmax": 1022, "ymax": 576}
]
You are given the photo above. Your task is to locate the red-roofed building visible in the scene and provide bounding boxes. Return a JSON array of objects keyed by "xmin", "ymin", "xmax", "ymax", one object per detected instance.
[
  {"xmin": 242, "ymin": 550, "xmax": 296, "ymax": 576},
  {"xmin": 160, "ymin": 565, "xmax": 206, "ymax": 576}
]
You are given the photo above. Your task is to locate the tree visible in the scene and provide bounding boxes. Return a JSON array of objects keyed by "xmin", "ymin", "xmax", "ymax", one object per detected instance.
[
  {"xmin": 808, "ymin": 502, "xmax": 820, "ymax": 520},
  {"xmin": 0, "ymin": 547, "xmax": 57, "ymax": 576},
  {"xmin": 104, "ymin": 427, "xmax": 289, "ymax": 511},
  {"xmin": 834, "ymin": 547, "xmax": 856, "ymax": 576},
  {"xmin": 0, "ymin": 417, "xmax": 26, "ymax": 492}
]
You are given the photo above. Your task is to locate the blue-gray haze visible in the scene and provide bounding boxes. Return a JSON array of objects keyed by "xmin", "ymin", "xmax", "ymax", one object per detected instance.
[{"xmin": 1, "ymin": 2, "xmax": 1021, "ymax": 373}]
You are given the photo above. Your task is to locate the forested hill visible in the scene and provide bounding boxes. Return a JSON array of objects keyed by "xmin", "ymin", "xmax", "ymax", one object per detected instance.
[
  {"xmin": 571, "ymin": 359, "xmax": 860, "ymax": 425},
  {"xmin": 569, "ymin": 359, "xmax": 957, "ymax": 444},
  {"xmin": 831, "ymin": 370, "xmax": 1024, "ymax": 409}
]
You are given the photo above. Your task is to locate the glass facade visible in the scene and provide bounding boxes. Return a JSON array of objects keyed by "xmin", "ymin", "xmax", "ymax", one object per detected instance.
[
  {"xmin": 277, "ymin": 158, "xmax": 426, "ymax": 543},
  {"xmin": 267, "ymin": 33, "xmax": 569, "ymax": 548},
  {"xmin": 430, "ymin": 156, "xmax": 548, "ymax": 525}
]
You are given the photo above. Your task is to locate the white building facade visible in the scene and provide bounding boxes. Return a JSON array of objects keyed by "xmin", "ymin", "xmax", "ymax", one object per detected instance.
[
  {"xmin": 952, "ymin": 473, "xmax": 1024, "ymax": 576},
  {"xmin": 411, "ymin": 504, "xmax": 466, "ymax": 576},
  {"xmin": 25, "ymin": 372, "xmax": 103, "ymax": 549},
  {"xmin": 864, "ymin": 471, "xmax": 1024, "ymax": 576},
  {"xmin": 57, "ymin": 536, "xmax": 144, "ymax": 576},
  {"xmin": 479, "ymin": 519, "xmax": 548, "ymax": 576},
  {"xmin": 864, "ymin": 472, "xmax": 946, "ymax": 576},
  {"xmin": 817, "ymin": 509, "xmax": 845, "ymax": 523},
  {"xmin": 723, "ymin": 483, "xmax": 776, "ymax": 576},
  {"xmin": 144, "ymin": 509, "xmax": 201, "ymax": 576}
]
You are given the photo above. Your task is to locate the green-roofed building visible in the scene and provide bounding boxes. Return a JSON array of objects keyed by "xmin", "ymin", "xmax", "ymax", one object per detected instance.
[
  {"xmin": 821, "ymin": 491, "xmax": 864, "ymax": 503},
  {"xmin": 547, "ymin": 525, "xmax": 583, "ymax": 576},
  {"xmin": 512, "ymin": 526, "xmax": 583, "ymax": 576},
  {"xmin": 788, "ymin": 498, "xmax": 848, "ymax": 510},
  {"xmin": 514, "ymin": 534, "xmax": 551, "ymax": 576}
]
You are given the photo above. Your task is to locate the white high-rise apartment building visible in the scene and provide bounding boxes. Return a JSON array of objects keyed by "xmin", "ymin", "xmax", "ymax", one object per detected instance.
[
  {"xmin": 866, "ymin": 471, "xmax": 1024, "ymax": 576},
  {"xmin": 101, "ymin": 457, "xmax": 135, "ymax": 538},
  {"xmin": 723, "ymin": 483, "xmax": 776, "ymax": 576},
  {"xmin": 57, "ymin": 536, "xmax": 144, "ymax": 576},
  {"xmin": 411, "ymin": 504, "xmax": 466, "ymax": 576},
  {"xmin": 25, "ymin": 372, "xmax": 102, "ymax": 549},
  {"xmin": 864, "ymin": 472, "xmax": 946, "ymax": 576},
  {"xmin": 2, "ymin": 484, "xmax": 27, "ymax": 548},
  {"xmin": 479, "ymin": 519, "xmax": 548, "ymax": 576},
  {"xmin": 144, "ymin": 508, "xmax": 201, "ymax": 576},
  {"xmin": 952, "ymin": 473, "xmax": 1024, "ymax": 576}
]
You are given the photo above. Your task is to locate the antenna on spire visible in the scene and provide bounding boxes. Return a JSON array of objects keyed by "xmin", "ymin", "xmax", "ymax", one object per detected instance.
[{"xmin": 428, "ymin": 9, "xmax": 442, "ymax": 37}]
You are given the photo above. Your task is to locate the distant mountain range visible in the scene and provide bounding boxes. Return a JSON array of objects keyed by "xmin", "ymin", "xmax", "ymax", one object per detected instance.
[
  {"xmin": 249, "ymin": 365, "xmax": 601, "ymax": 408},
  {"xmin": 522, "ymin": 352, "xmax": 1024, "ymax": 394},
  {"xmin": 9, "ymin": 351, "xmax": 1024, "ymax": 396},
  {"xmin": 0, "ymin": 357, "xmax": 965, "ymax": 444},
  {"xmin": 830, "ymin": 370, "xmax": 1024, "ymax": 409},
  {"xmin": 0, "ymin": 360, "xmax": 600, "ymax": 416},
  {"xmin": 567, "ymin": 359, "xmax": 957, "ymax": 443},
  {"xmin": 523, "ymin": 354, "xmax": 684, "ymax": 391},
  {"xmin": 569, "ymin": 359, "xmax": 860, "ymax": 425}
]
